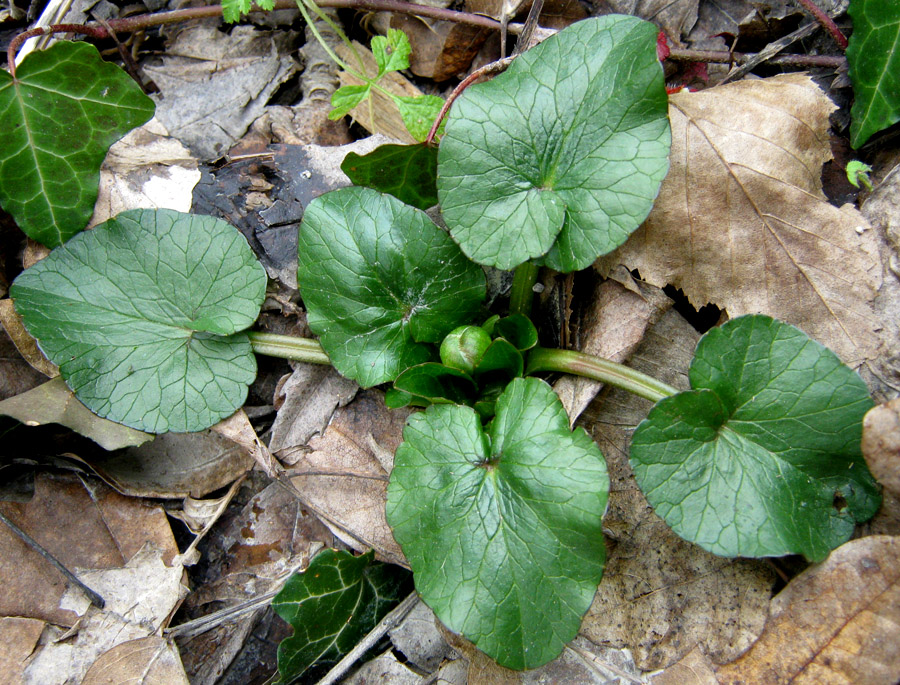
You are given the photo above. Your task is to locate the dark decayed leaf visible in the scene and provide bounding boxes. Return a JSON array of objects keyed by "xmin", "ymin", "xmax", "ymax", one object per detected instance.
[
  {"xmin": 297, "ymin": 187, "xmax": 486, "ymax": 387},
  {"xmin": 341, "ymin": 143, "xmax": 439, "ymax": 210},
  {"xmin": 11, "ymin": 209, "xmax": 267, "ymax": 433},
  {"xmin": 630, "ymin": 315, "xmax": 880, "ymax": 561},
  {"xmin": 0, "ymin": 42, "xmax": 155, "ymax": 247},
  {"xmin": 386, "ymin": 378, "xmax": 608, "ymax": 670},
  {"xmin": 847, "ymin": 0, "xmax": 900, "ymax": 147},
  {"xmin": 272, "ymin": 549, "xmax": 412, "ymax": 683},
  {"xmin": 437, "ymin": 15, "xmax": 670, "ymax": 271}
]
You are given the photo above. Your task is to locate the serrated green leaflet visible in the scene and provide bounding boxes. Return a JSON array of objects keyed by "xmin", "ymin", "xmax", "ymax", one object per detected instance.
[
  {"xmin": 341, "ymin": 143, "xmax": 439, "ymax": 210},
  {"xmin": 10, "ymin": 209, "xmax": 266, "ymax": 433},
  {"xmin": 272, "ymin": 549, "xmax": 412, "ymax": 684},
  {"xmin": 297, "ymin": 187, "xmax": 486, "ymax": 387},
  {"xmin": 373, "ymin": 28, "xmax": 412, "ymax": 76},
  {"xmin": 395, "ymin": 94, "xmax": 445, "ymax": 142},
  {"xmin": 630, "ymin": 315, "xmax": 880, "ymax": 562},
  {"xmin": 0, "ymin": 42, "xmax": 155, "ymax": 247},
  {"xmin": 330, "ymin": 84, "xmax": 370, "ymax": 121},
  {"xmin": 847, "ymin": 0, "xmax": 900, "ymax": 147},
  {"xmin": 437, "ymin": 15, "xmax": 670, "ymax": 271},
  {"xmin": 386, "ymin": 378, "xmax": 608, "ymax": 670}
]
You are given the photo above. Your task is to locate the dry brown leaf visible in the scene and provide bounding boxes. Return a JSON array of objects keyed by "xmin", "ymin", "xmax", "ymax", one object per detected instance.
[
  {"xmin": 862, "ymin": 399, "xmax": 900, "ymax": 496},
  {"xmin": 0, "ymin": 473, "xmax": 179, "ymax": 628},
  {"xmin": 0, "ymin": 617, "xmax": 44, "ymax": 681},
  {"xmin": 0, "ymin": 299, "xmax": 57, "ymax": 377},
  {"xmin": 269, "ymin": 364, "xmax": 358, "ymax": 460},
  {"xmin": 716, "ymin": 536, "xmax": 900, "ymax": 685},
  {"xmin": 0, "ymin": 377, "xmax": 152, "ymax": 451},
  {"xmin": 81, "ymin": 636, "xmax": 189, "ymax": 685},
  {"xmin": 598, "ymin": 73, "xmax": 882, "ymax": 366},
  {"xmin": 600, "ymin": 0, "xmax": 698, "ymax": 42},
  {"xmin": 649, "ymin": 645, "xmax": 717, "ymax": 685},
  {"xmin": 0, "ymin": 324, "xmax": 46, "ymax": 402},
  {"xmin": 289, "ymin": 390, "xmax": 411, "ymax": 565},
  {"xmin": 553, "ymin": 276, "xmax": 671, "ymax": 424},
  {"xmin": 85, "ymin": 428, "xmax": 253, "ymax": 498},
  {"xmin": 211, "ymin": 408, "xmax": 279, "ymax": 478},
  {"xmin": 390, "ymin": 15, "xmax": 490, "ymax": 81},
  {"xmin": 578, "ymin": 309, "xmax": 775, "ymax": 670},
  {"xmin": 88, "ymin": 118, "xmax": 200, "ymax": 228}
]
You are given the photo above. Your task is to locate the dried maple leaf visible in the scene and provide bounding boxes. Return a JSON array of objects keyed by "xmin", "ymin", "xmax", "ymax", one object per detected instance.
[{"xmin": 599, "ymin": 73, "xmax": 882, "ymax": 365}]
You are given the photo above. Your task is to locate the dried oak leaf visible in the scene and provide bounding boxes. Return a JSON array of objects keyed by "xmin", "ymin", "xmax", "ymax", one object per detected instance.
[
  {"xmin": 716, "ymin": 536, "xmax": 900, "ymax": 685},
  {"xmin": 598, "ymin": 73, "xmax": 882, "ymax": 366},
  {"xmin": 862, "ymin": 399, "xmax": 900, "ymax": 496}
]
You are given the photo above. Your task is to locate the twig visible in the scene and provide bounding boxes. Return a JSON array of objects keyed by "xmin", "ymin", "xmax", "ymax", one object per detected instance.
[
  {"xmin": 667, "ymin": 48, "xmax": 844, "ymax": 69},
  {"xmin": 796, "ymin": 0, "xmax": 848, "ymax": 50},
  {"xmin": 315, "ymin": 591, "xmax": 420, "ymax": 685},
  {"xmin": 0, "ymin": 509, "xmax": 106, "ymax": 609}
]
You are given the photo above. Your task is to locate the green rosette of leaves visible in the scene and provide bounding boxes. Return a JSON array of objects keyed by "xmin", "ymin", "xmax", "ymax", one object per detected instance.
[
  {"xmin": 10, "ymin": 209, "xmax": 267, "ymax": 433},
  {"xmin": 437, "ymin": 14, "xmax": 671, "ymax": 272},
  {"xmin": 630, "ymin": 315, "xmax": 880, "ymax": 561},
  {"xmin": 297, "ymin": 187, "xmax": 486, "ymax": 388},
  {"xmin": 386, "ymin": 377, "xmax": 609, "ymax": 670}
]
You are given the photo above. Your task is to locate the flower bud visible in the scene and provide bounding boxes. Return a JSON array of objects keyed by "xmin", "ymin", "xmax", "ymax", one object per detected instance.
[{"xmin": 439, "ymin": 325, "xmax": 491, "ymax": 374}]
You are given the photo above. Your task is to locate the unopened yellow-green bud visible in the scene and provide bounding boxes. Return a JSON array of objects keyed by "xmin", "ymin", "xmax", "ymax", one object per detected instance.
[{"xmin": 440, "ymin": 325, "xmax": 491, "ymax": 374}]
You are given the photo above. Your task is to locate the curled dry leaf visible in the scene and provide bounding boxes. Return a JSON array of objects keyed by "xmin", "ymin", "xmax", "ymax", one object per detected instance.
[
  {"xmin": 598, "ymin": 73, "xmax": 882, "ymax": 366},
  {"xmin": 862, "ymin": 399, "xmax": 900, "ymax": 496},
  {"xmin": 289, "ymin": 390, "xmax": 411, "ymax": 566},
  {"xmin": 579, "ymin": 309, "xmax": 775, "ymax": 670},
  {"xmin": 716, "ymin": 536, "xmax": 900, "ymax": 685},
  {"xmin": 0, "ymin": 298, "xmax": 57, "ymax": 377}
]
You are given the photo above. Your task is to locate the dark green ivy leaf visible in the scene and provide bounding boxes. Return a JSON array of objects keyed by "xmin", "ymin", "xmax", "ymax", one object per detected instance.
[
  {"xmin": 0, "ymin": 42, "xmax": 155, "ymax": 247},
  {"xmin": 386, "ymin": 377, "xmax": 608, "ymax": 670},
  {"xmin": 272, "ymin": 549, "xmax": 413, "ymax": 684},
  {"xmin": 11, "ymin": 209, "xmax": 267, "ymax": 433},
  {"xmin": 630, "ymin": 315, "xmax": 880, "ymax": 562},
  {"xmin": 437, "ymin": 15, "xmax": 670, "ymax": 271},
  {"xmin": 341, "ymin": 143, "xmax": 439, "ymax": 210},
  {"xmin": 297, "ymin": 187, "xmax": 486, "ymax": 387},
  {"xmin": 846, "ymin": 0, "xmax": 900, "ymax": 147}
]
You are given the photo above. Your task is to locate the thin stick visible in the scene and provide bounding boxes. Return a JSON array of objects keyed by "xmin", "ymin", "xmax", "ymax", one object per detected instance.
[
  {"xmin": 796, "ymin": 0, "xmax": 848, "ymax": 50},
  {"xmin": 315, "ymin": 591, "xmax": 420, "ymax": 685},
  {"xmin": 0, "ymin": 509, "xmax": 106, "ymax": 609}
]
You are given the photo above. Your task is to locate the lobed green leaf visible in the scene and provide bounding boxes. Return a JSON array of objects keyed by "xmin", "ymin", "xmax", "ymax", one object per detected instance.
[
  {"xmin": 437, "ymin": 15, "xmax": 670, "ymax": 271},
  {"xmin": 386, "ymin": 378, "xmax": 608, "ymax": 670},
  {"xmin": 11, "ymin": 209, "xmax": 267, "ymax": 433},
  {"xmin": 630, "ymin": 315, "xmax": 880, "ymax": 562},
  {"xmin": 0, "ymin": 42, "xmax": 155, "ymax": 247}
]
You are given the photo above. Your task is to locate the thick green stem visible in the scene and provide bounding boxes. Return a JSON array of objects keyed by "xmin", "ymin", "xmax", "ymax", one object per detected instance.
[
  {"xmin": 526, "ymin": 347, "xmax": 678, "ymax": 404},
  {"xmin": 248, "ymin": 332, "xmax": 332, "ymax": 365},
  {"xmin": 509, "ymin": 262, "xmax": 539, "ymax": 317}
]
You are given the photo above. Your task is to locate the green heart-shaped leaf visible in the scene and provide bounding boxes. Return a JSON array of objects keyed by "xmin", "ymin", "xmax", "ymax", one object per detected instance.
[
  {"xmin": 386, "ymin": 377, "xmax": 608, "ymax": 670},
  {"xmin": 437, "ymin": 15, "xmax": 670, "ymax": 271},
  {"xmin": 272, "ymin": 549, "xmax": 413, "ymax": 684},
  {"xmin": 630, "ymin": 315, "xmax": 880, "ymax": 562},
  {"xmin": 847, "ymin": 0, "xmax": 900, "ymax": 147},
  {"xmin": 341, "ymin": 143, "xmax": 439, "ymax": 210},
  {"xmin": 393, "ymin": 362, "xmax": 476, "ymax": 405},
  {"xmin": 297, "ymin": 187, "xmax": 486, "ymax": 387},
  {"xmin": 11, "ymin": 209, "xmax": 267, "ymax": 433},
  {"xmin": 0, "ymin": 42, "xmax": 155, "ymax": 247}
]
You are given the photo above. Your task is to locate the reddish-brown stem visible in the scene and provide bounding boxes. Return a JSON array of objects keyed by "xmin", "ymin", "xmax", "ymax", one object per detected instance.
[
  {"xmin": 424, "ymin": 56, "xmax": 513, "ymax": 145},
  {"xmin": 795, "ymin": 0, "xmax": 848, "ymax": 50},
  {"xmin": 668, "ymin": 47, "xmax": 844, "ymax": 68}
]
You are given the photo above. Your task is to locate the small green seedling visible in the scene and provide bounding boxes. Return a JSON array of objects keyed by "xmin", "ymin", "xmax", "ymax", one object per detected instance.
[{"xmin": 846, "ymin": 160, "xmax": 874, "ymax": 190}]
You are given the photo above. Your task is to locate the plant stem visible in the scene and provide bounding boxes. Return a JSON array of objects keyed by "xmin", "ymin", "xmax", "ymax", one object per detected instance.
[
  {"xmin": 795, "ymin": 0, "xmax": 848, "ymax": 50},
  {"xmin": 509, "ymin": 262, "xmax": 539, "ymax": 316},
  {"xmin": 247, "ymin": 332, "xmax": 331, "ymax": 365},
  {"xmin": 526, "ymin": 347, "xmax": 677, "ymax": 404}
]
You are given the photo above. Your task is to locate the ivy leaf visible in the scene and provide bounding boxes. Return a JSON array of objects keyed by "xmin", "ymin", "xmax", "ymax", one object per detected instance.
[
  {"xmin": 341, "ymin": 143, "xmax": 439, "ymax": 210},
  {"xmin": 386, "ymin": 378, "xmax": 609, "ymax": 670},
  {"xmin": 437, "ymin": 15, "xmax": 670, "ymax": 271},
  {"xmin": 847, "ymin": 0, "xmax": 900, "ymax": 147},
  {"xmin": 329, "ymin": 84, "xmax": 370, "ymax": 121},
  {"xmin": 373, "ymin": 28, "xmax": 412, "ymax": 77},
  {"xmin": 297, "ymin": 187, "xmax": 486, "ymax": 387},
  {"xmin": 272, "ymin": 549, "xmax": 413, "ymax": 684},
  {"xmin": 630, "ymin": 315, "xmax": 880, "ymax": 562},
  {"xmin": 395, "ymin": 94, "xmax": 445, "ymax": 142},
  {"xmin": 10, "ymin": 209, "xmax": 267, "ymax": 433},
  {"xmin": 0, "ymin": 42, "xmax": 155, "ymax": 247}
]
